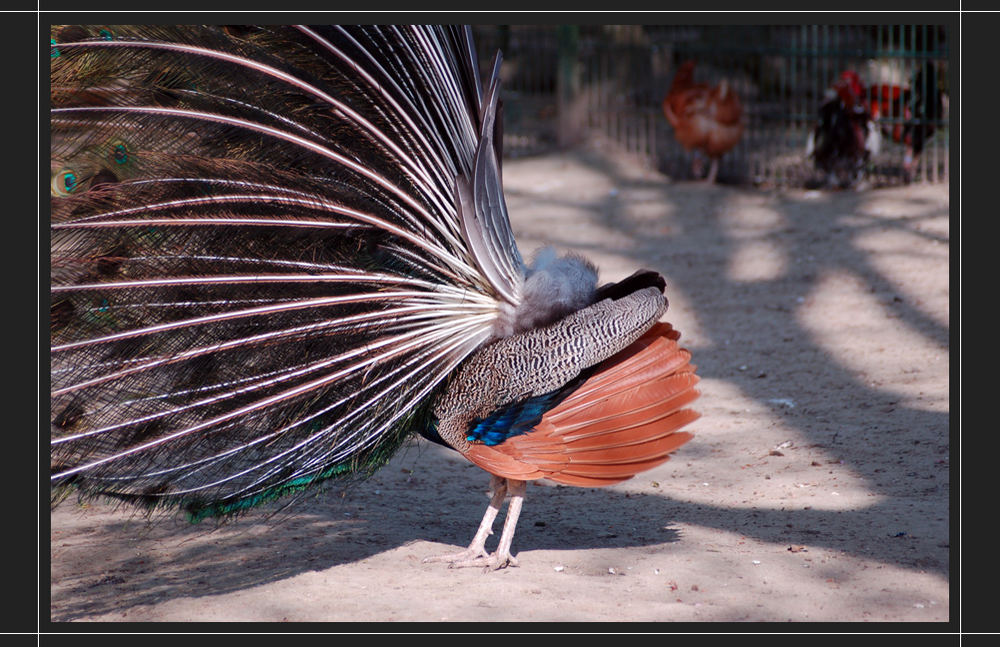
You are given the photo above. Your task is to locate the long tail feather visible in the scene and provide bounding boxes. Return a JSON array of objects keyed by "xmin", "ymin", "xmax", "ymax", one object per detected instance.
[{"xmin": 50, "ymin": 25, "xmax": 524, "ymax": 516}]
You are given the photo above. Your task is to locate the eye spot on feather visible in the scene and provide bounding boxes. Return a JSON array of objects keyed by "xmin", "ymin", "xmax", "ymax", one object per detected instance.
[
  {"xmin": 51, "ymin": 169, "xmax": 80, "ymax": 196},
  {"xmin": 50, "ymin": 38, "xmax": 60, "ymax": 58},
  {"xmin": 111, "ymin": 141, "xmax": 129, "ymax": 165},
  {"xmin": 99, "ymin": 29, "xmax": 114, "ymax": 41},
  {"xmin": 83, "ymin": 297, "xmax": 118, "ymax": 329}
]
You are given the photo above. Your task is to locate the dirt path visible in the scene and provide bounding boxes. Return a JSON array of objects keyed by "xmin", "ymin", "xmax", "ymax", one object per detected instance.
[{"xmin": 49, "ymin": 147, "xmax": 950, "ymax": 623}]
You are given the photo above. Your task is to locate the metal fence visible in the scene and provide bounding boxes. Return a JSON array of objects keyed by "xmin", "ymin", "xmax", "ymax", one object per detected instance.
[{"xmin": 473, "ymin": 24, "xmax": 949, "ymax": 188}]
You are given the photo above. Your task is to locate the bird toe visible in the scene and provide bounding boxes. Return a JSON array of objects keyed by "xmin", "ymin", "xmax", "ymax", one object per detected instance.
[
  {"xmin": 422, "ymin": 546, "xmax": 490, "ymax": 565},
  {"xmin": 447, "ymin": 551, "xmax": 519, "ymax": 571}
]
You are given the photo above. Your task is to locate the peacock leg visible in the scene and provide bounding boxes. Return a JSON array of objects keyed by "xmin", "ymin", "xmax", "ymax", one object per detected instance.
[
  {"xmin": 441, "ymin": 478, "xmax": 525, "ymax": 570},
  {"xmin": 423, "ymin": 475, "xmax": 507, "ymax": 565},
  {"xmin": 705, "ymin": 158, "xmax": 720, "ymax": 184},
  {"xmin": 484, "ymin": 478, "xmax": 526, "ymax": 569}
]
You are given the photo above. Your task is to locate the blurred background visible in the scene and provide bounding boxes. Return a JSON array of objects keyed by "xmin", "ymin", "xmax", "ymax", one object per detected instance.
[{"xmin": 472, "ymin": 24, "xmax": 950, "ymax": 188}]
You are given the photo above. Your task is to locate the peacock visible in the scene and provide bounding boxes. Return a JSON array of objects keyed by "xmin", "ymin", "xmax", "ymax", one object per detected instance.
[{"xmin": 50, "ymin": 24, "xmax": 700, "ymax": 570}]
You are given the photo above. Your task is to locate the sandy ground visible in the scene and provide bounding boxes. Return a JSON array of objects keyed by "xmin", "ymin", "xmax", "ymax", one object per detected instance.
[{"xmin": 48, "ymin": 146, "xmax": 950, "ymax": 624}]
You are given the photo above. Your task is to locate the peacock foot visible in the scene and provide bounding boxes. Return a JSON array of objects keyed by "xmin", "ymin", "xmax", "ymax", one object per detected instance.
[
  {"xmin": 422, "ymin": 546, "xmax": 490, "ymax": 565},
  {"xmin": 422, "ymin": 545, "xmax": 519, "ymax": 570},
  {"xmin": 422, "ymin": 477, "xmax": 525, "ymax": 571},
  {"xmin": 446, "ymin": 551, "xmax": 519, "ymax": 571}
]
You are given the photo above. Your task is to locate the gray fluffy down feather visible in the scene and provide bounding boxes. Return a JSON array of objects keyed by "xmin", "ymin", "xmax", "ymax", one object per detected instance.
[{"xmin": 495, "ymin": 247, "xmax": 598, "ymax": 337}]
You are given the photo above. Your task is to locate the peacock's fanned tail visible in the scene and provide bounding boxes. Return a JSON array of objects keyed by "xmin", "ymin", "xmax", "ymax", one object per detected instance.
[{"xmin": 49, "ymin": 25, "xmax": 521, "ymax": 517}]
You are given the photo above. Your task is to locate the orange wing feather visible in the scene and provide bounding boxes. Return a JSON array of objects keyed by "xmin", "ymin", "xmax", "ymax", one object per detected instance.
[{"xmin": 463, "ymin": 322, "xmax": 700, "ymax": 486}]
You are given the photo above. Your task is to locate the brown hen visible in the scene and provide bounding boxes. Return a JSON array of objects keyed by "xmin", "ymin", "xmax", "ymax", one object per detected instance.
[{"xmin": 662, "ymin": 60, "xmax": 744, "ymax": 183}]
